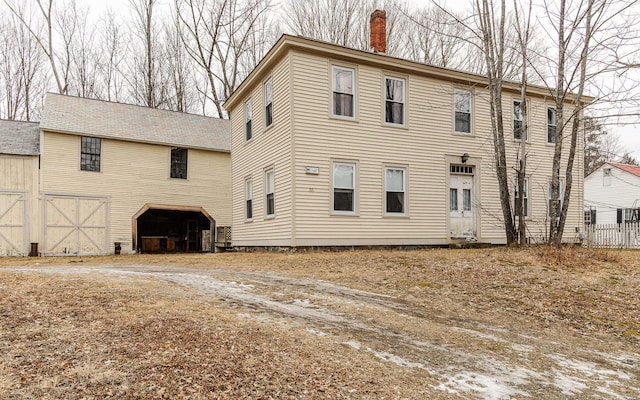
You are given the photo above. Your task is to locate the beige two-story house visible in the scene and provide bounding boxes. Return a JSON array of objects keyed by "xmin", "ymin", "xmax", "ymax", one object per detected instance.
[
  {"xmin": 224, "ymin": 12, "xmax": 586, "ymax": 248},
  {"xmin": 39, "ymin": 94, "xmax": 231, "ymax": 255}
]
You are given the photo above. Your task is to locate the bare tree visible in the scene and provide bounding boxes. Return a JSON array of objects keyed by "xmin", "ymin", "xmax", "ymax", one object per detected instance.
[
  {"xmin": 538, "ymin": 0, "xmax": 637, "ymax": 244},
  {"xmin": 513, "ymin": 0, "xmax": 534, "ymax": 246},
  {"xmin": 96, "ymin": 10, "xmax": 128, "ymax": 102},
  {"xmin": 175, "ymin": 0, "xmax": 273, "ymax": 117},
  {"xmin": 0, "ymin": 2, "xmax": 47, "ymax": 120},
  {"xmin": 1, "ymin": 0, "xmax": 82, "ymax": 94},
  {"xmin": 473, "ymin": 0, "xmax": 518, "ymax": 244},
  {"xmin": 127, "ymin": 0, "xmax": 165, "ymax": 108}
]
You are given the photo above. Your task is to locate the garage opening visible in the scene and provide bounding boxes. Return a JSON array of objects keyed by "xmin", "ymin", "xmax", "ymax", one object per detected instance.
[{"xmin": 132, "ymin": 204, "xmax": 215, "ymax": 253}]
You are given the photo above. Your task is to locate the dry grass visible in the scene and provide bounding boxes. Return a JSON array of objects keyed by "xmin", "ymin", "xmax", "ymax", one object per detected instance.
[{"xmin": 0, "ymin": 247, "xmax": 639, "ymax": 398}]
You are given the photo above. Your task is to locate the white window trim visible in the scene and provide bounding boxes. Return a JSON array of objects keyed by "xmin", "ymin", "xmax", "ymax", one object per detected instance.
[
  {"xmin": 546, "ymin": 106, "xmax": 556, "ymax": 145},
  {"xmin": 245, "ymin": 99, "xmax": 253, "ymax": 141},
  {"xmin": 547, "ymin": 178, "xmax": 564, "ymax": 217},
  {"xmin": 331, "ymin": 161, "xmax": 357, "ymax": 215},
  {"xmin": 513, "ymin": 99, "xmax": 529, "ymax": 142},
  {"xmin": 384, "ymin": 166, "xmax": 407, "ymax": 216},
  {"xmin": 383, "ymin": 76, "xmax": 406, "ymax": 127},
  {"xmin": 453, "ymin": 88, "xmax": 472, "ymax": 135},
  {"xmin": 265, "ymin": 167, "xmax": 275, "ymax": 218},
  {"xmin": 331, "ymin": 65, "xmax": 356, "ymax": 120},
  {"xmin": 245, "ymin": 177, "xmax": 253, "ymax": 221},
  {"xmin": 513, "ymin": 177, "xmax": 529, "ymax": 219},
  {"xmin": 264, "ymin": 78, "xmax": 273, "ymax": 129}
]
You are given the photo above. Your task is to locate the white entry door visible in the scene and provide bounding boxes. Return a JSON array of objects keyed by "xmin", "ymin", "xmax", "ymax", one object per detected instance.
[{"xmin": 449, "ymin": 173, "xmax": 476, "ymax": 238}]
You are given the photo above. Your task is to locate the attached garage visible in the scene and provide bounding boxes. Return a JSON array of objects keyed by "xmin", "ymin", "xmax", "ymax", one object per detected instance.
[
  {"xmin": 132, "ymin": 204, "xmax": 214, "ymax": 253},
  {"xmin": 0, "ymin": 191, "xmax": 28, "ymax": 256},
  {"xmin": 42, "ymin": 194, "xmax": 109, "ymax": 256}
]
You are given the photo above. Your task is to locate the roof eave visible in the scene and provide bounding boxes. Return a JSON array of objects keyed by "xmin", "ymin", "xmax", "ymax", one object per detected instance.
[
  {"xmin": 40, "ymin": 127, "xmax": 231, "ymax": 153},
  {"xmin": 224, "ymin": 35, "xmax": 595, "ymax": 110}
]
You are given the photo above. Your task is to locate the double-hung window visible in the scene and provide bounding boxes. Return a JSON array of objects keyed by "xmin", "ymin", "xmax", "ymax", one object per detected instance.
[
  {"xmin": 513, "ymin": 100, "xmax": 525, "ymax": 140},
  {"xmin": 385, "ymin": 77, "xmax": 405, "ymax": 125},
  {"xmin": 333, "ymin": 162, "xmax": 355, "ymax": 213},
  {"xmin": 245, "ymin": 178, "xmax": 253, "ymax": 220},
  {"xmin": 514, "ymin": 177, "xmax": 529, "ymax": 217},
  {"xmin": 265, "ymin": 168, "xmax": 274, "ymax": 217},
  {"xmin": 170, "ymin": 147, "xmax": 188, "ymax": 179},
  {"xmin": 80, "ymin": 136, "xmax": 101, "ymax": 172},
  {"xmin": 548, "ymin": 178, "xmax": 563, "ymax": 216},
  {"xmin": 332, "ymin": 66, "xmax": 355, "ymax": 118},
  {"xmin": 264, "ymin": 79, "xmax": 273, "ymax": 127},
  {"xmin": 454, "ymin": 89, "xmax": 471, "ymax": 134},
  {"xmin": 547, "ymin": 107, "xmax": 556, "ymax": 144},
  {"xmin": 385, "ymin": 167, "xmax": 406, "ymax": 214},
  {"xmin": 245, "ymin": 99, "xmax": 253, "ymax": 140}
]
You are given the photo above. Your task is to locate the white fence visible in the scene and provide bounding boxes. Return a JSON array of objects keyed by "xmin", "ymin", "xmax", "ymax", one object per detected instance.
[{"xmin": 585, "ymin": 222, "xmax": 640, "ymax": 249}]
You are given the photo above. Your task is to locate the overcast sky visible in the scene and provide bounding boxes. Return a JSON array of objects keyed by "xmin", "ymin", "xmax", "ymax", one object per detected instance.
[{"xmin": 75, "ymin": 0, "xmax": 639, "ymax": 159}]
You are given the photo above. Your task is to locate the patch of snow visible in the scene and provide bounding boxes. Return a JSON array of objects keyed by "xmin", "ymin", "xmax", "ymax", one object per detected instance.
[
  {"xmin": 306, "ymin": 328, "xmax": 328, "ymax": 337},
  {"xmin": 436, "ymin": 371, "xmax": 530, "ymax": 400},
  {"xmin": 367, "ymin": 348, "xmax": 427, "ymax": 369},
  {"xmin": 293, "ymin": 298, "xmax": 311, "ymax": 307},
  {"xmin": 511, "ymin": 344, "xmax": 533, "ymax": 353},
  {"xmin": 552, "ymin": 371, "xmax": 587, "ymax": 395},
  {"xmin": 344, "ymin": 340, "xmax": 361, "ymax": 350}
]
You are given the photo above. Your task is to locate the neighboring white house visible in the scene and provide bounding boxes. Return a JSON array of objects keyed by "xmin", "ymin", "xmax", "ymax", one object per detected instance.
[
  {"xmin": 224, "ymin": 11, "xmax": 587, "ymax": 248},
  {"xmin": 0, "ymin": 120, "xmax": 40, "ymax": 256},
  {"xmin": 584, "ymin": 162, "xmax": 640, "ymax": 225}
]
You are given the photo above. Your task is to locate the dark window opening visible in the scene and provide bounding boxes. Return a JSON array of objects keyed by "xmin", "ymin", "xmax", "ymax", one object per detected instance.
[
  {"xmin": 81, "ymin": 136, "xmax": 101, "ymax": 172},
  {"xmin": 171, "ymin": 147, "xmax": 188, "ymax": 179}
]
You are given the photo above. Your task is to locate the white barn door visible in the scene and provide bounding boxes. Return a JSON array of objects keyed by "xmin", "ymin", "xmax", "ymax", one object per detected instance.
[
  {"xmin": 43, "ymin": 195, "xmax": 109, "ymax": 255},
  {"xmin": 0, "ymin": 191, "xmax": 27, "ymax": 256}
]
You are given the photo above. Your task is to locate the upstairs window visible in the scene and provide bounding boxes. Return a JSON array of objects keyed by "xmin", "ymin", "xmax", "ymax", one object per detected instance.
[
  {"xmin": 332, "ymin": 66, "xmax": 355, "ymax": 118},
  {"xmin": 513, "ymin": 100, "xmax": 526, "ymax": 140},
  {"xmin": 514, "ymin": 177, "xmax": 529, "ymax": 217},
  {"xmin": 333, "ymin": 162, "xmax": 355, "ymax": 213},
  {"xmin": 264, "ymin": 79, "xmax": 273, "ymax": 127},
  {"xmin": 265, "ymin": 168, "xmax": 274, "ymax": 216},
  {"xmin": 385, "ymin": 77, "xmax": 405, "ymax": 125},
  {"xmin": 385, "ymin": 167, "xmax": 406, "ymax": 214},
  {"xmin": 245, "ymin": 99, "xmax": 253, "ymax": 140},
  {"xmin": 171, "ymin": 147, "xmax": 188, "ymax": 179},
  {"xmin": 80, "ymin": 136, "xmax": 101, "ymax": 172},
  {"xmin": 245, "ymin": 178, "xmax": 253, "ymax": 220},
  {"xmin": 454, "ymin": 89, "xmax": 471, "ymax": 134},
  {"xmin": 547, "ymin": 107, "xmax": 556, "ymax": 143}
]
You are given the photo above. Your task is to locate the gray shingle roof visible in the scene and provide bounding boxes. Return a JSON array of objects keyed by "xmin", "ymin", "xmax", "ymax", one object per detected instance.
[
  {"xmin": 40, "ymin": 93, "xmax": 230, "ymax": 152},
  {"xmin": 0, "ymin": 120, "xmax": 40, "ymax": 155}
]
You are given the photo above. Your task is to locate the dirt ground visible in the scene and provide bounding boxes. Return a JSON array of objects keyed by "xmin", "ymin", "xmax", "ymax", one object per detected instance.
[{"xmin": 0, "ymin": 247, "xmax": 639, "ymax": 399}]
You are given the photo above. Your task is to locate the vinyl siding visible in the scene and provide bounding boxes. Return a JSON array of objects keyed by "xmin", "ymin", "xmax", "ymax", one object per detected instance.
[
  {"xmin": 230, "ymin": 53, "xmax": 293, "ymax": 246},
  {"xmin": 41, "ymin": 131, "xmax": 231, "ymax": 253},
  {"xmin": 229, "ymin": 48, "xmax": 584, "ymax": 246}
]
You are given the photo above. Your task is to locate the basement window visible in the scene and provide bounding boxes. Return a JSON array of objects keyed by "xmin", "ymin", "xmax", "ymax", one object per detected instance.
[
  {"xmin": 80, "ymin": 136, "xmax": 101, "ymax": 172},
  {"xmin": 171, "ymin": 147, "xmax": 188, "ymax": 179}
]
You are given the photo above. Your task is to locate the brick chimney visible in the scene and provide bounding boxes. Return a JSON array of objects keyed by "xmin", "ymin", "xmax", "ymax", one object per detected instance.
[{"xmin": 370, "ymin": 10, "xmax": 387, "ymax": 53}]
